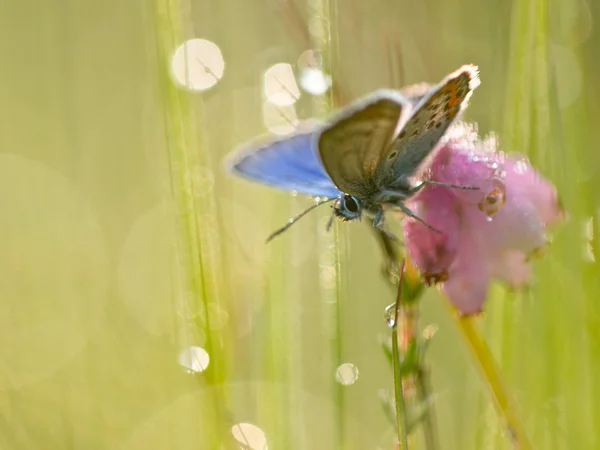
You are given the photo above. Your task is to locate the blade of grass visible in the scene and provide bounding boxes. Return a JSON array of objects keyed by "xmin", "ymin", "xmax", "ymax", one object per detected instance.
[
  {"xmin": 447, "ymin": 304, "xmax": 532, "ymax": 450},
  {"xmin": 307, "ymin": 0, "xmax": 349, "ymax": 448},
  {"xmin": 150, "ymin": 0, "xmax": 229, "ymax": 446},
  {"xmin": 392, "ymin": 259, "xmax": 409, "ymax": 450}
]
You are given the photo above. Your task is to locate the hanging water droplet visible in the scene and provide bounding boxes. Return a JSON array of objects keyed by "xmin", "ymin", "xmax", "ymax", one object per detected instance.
[
  {"xmin": 477, "ymin": 178, "xmax": 506, "ymax": 216},
  {"xmin": 486, "ymin": 216, "xmax": 493, "ymax": 222},
  {"xmin": 384, "ymin": 302, "xmax": 396, "ymax": 328}
]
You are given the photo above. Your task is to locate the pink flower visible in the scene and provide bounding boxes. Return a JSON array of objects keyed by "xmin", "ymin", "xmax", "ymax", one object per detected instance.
[{"xmin": 402, "ymin": 123, "xmax": 564, "ymax": 315}]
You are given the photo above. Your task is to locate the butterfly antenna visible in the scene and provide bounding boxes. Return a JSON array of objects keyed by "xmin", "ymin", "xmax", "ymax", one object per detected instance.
[
  {"xmin": 266, "ymin": 197, "xmax": 337, "ymax": 243},
  {"xmin": 326, "ymin": 208, "xmax": 336, "ymax": 231}
]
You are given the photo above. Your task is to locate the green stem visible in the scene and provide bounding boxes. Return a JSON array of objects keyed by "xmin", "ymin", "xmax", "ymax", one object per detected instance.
[
  {"xmin": 151, "ymin": 0, "xmax": 229, "ymax": 446},
  {"xmin": 392, "ymin": 260, "xmax": 409, "ymax": 450},
  {"xmin": 448, "ymin": 306, "xmax": 532, "ymax": 450}
]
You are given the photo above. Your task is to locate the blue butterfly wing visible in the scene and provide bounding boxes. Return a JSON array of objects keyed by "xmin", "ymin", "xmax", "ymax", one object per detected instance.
[{"xmin": 225, "ymin": 122, "xmax": 342, "ymax": 198}]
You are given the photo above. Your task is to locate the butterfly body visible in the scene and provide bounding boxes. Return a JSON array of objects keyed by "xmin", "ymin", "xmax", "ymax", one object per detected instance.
[{"xmin": 226, "ymin": 65, "xmax": 480, "ymax": 240}]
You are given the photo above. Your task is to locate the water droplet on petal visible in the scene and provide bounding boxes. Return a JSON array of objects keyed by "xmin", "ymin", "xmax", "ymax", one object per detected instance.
[
  {"xmin": 336, "ymin": 363, "xmax": 359, "ymax": 385},
  {"xmin": 384, "ymin": 302, "xmax": 396, "ymax": 328},
  {"xmin": 514, "ymin": 160, "xmax": 529, "ymax": 175},
  {"xmin": 478, "ymin": 178, "xmax": 506, "ymax": 216},
  {"xmin": 231, "ymin": 423, "xmax": 268, "ymax": 450}
]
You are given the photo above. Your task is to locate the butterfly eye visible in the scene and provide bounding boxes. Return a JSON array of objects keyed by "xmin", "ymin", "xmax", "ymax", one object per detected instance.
[
  {"xmin": 344, "ymin": 195, "xmax": 360, "ymax": 213},
  {"xmin": 333, "ymin": 195, "xmax": 361, "ymax": 221}
]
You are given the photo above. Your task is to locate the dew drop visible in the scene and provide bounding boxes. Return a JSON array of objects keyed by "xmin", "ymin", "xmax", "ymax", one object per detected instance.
[
  {"xmin": 178, "ymin": 346, "xmax": 210, "ymax": 373},
  {"xmin": 298, "ymin": 49, "xmax": 321, "ymax": 68},
  {"xmin": 384, "ymin": 302, "xmax": 396, "ymax": 328},
  {"xmin": 262, "ymin": 101, "xmax": 299, "ymax": 135},
  {"xmin": 336, "ymin": 363, "xmax": 359, "ymax": 385},
  {"xmin": 264, "ymin": 63, "xmax": 300, "ymax": 106},
  {"xmin": 170, "ymin": 39, "xmax": 224, "ymax": 91},
  {"xmin": 299, "ymin": 67, "xmax": 331, "ymax": 95},
  {"xmin": 231, "ymin": 423, "xmax": 268, "ymax": 450},
  {"xmin": 486, "ymin": 216, "xmax": 493, "ymax": 222}
]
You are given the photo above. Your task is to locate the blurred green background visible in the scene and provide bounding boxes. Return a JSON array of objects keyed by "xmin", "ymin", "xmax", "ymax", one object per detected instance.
[{"xmin": 1, "ymin": 0, "xmax": 599, "ymax": 449}]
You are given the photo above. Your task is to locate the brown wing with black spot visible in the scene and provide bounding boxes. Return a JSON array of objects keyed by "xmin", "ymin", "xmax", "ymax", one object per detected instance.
[
  {"xmin": 318, "ymin": 90, "xmax": 411, "ymax": 197},
  {"xmin": 376, "ymin": 65, "xmax": 480, "ymax": 187}
]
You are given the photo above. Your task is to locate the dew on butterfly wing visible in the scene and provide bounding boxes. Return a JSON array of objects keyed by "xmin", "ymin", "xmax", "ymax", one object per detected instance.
[
  {"xmin": 264, "ymin": 63, "xmax": 301, "ymax": 106},
  {"xmin": 231, "ymin": 423, "xmax": 268, "ymax": 450},
  {"xmin": 170, "ymin": 39, "xmax": 224, "ymax": 91},
  {"xmin": 336, "ymin": 363, "xmax": 359, "ymax": 385},
  {"xmin": 178, "ymin": 346, "xmax": 210, "ymax": 373},
  {"xmin": 384, "ymin": 302, "xmax": 397, "ymax": 328}
]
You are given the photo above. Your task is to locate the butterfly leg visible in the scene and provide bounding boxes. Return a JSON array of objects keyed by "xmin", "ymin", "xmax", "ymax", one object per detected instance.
[
  {"xmin": 409, "ymin": 180, "xmax": 479, "ymax": 194},
  {"xmin": 373, "ymin": 208, "xmax": 399, "ymax": 242},
  {"xmin": 397, "ymin": 201, "xmax": 442, "ymax": 234}
]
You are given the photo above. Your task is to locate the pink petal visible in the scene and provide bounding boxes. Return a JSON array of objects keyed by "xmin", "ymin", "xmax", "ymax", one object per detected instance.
[
  {"xmin": 489, "ymin": 250, "xmax": 532, "ymax": 288},
  {"xmin": 421, "ymin": 142, "xmax": 503, "ymax": 206},
  {"xmin": 470, "ymin": 191, "xmax": 547, "ymax": 255},
  {"xmin": 441, "ymin": 230, "xmax": 490, "ymax": 315},
  {"xmin": 403, "ymin": 187, "xmax": 459, "ymax": 284},
  {"xmin": 401, "ymin": 124, "xmax": 564, "ymax": 314},
  {"xmin": 504, "ymin": 158, "xmax": 564, "ymax": 226}
]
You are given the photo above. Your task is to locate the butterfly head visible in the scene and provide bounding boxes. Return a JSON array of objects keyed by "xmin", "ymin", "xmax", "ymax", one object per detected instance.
[{"xmin": 333, "ymin": 195, "xmax": 362, "ymax": 221}]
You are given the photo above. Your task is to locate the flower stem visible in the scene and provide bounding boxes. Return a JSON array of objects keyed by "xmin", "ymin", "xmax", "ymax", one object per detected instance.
[
  {"xmin": 448, "ymin": 305, "xmax": 532, "ymax": 449},
  {"xmin": 392, "ymin": 260, "xmax": 409, "ymax": 450}
]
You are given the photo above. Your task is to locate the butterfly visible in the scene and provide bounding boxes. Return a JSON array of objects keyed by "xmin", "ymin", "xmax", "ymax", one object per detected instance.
[{"xmin": 225, "ymin": 64, "xmax": 480, "ymax": 241}]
